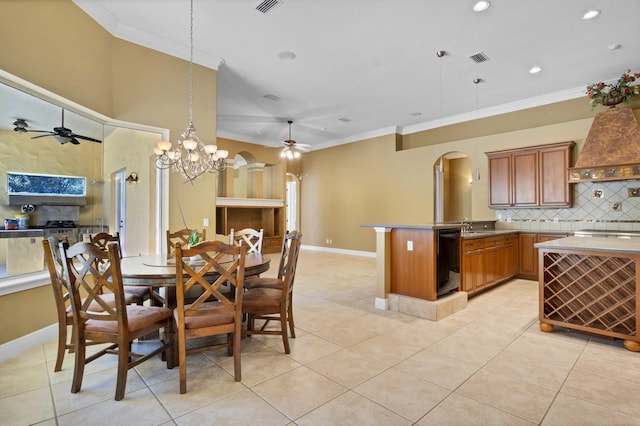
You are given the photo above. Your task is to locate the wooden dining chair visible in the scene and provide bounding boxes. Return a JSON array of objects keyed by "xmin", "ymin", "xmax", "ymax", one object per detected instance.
[
  {"xmin": 60, "ymin": 241, "xmax": 173, "ymax": 401},
  {"xmin": 43, "ymin": 237, "xmax": 136, "ymax": 372},
  {"xmin": 242, "ymin": 231, "xmax": 302, "ymax": 353},
  {"xmin": 167, "ymin": 228, "xmax": 206, "ymax": 255},
  {"xmin": 91, "ymin": 232, "xmax": 151, "ymax": 305},
  {"xmin": 174, "ymin": 240, "xmax": 247, "ymax": 393},
  {"xmin": 229, "ymin": 227, "xmax": 264, "ymax": 254}
]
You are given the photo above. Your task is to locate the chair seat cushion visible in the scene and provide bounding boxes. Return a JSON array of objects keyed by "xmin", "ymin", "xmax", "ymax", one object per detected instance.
[
  {"xmin": 173, "ymin": 301, "xmax": 235, "ymax": 329},
  {"xmin": 123, "ymin": 285, "xmax": 150, "ymax": 300},
  {"xmin": 242, "ymin": 287, "xmax": 282, "ymax": 309},
  {"xmin": 85, "ymin": 305, "xmax": 171, "ymax": 333},
  {"xmin": 66, "ymin": 292, "xmax": 135, "ymax": 316},
  {"xmin": 244, "ymin": 277, "xmax": 283, "ymax": 290}
]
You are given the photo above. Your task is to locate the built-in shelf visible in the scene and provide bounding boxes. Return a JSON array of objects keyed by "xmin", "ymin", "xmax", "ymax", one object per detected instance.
[{"xmin": 215, "ymin": 198, "xmax": 285, "ymax": 254}]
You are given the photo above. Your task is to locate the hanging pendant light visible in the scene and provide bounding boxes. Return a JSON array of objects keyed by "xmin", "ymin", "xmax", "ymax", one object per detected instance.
[{"xmin": 154, "ymin": 0, "xmax": 227, "ymax": 183}]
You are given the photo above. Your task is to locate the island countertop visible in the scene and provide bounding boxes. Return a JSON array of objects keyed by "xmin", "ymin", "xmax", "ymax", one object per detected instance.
[
  {"xmin": 534, "ymin": 235, "xmax": 640, "ymax": 255},
  {"xmin": 361, "ymin": 223, "xmax": 464, "ymax": 230}
]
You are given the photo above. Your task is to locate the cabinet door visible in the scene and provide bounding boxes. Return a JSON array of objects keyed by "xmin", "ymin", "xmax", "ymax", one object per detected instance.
[
  {"xmin": 518, "ymin": 233, "xmax": 537, "ymax": 279},
  {"xmin": 488, "ymin": 155, "xmax": 512, "ymax": 207},
  {"xmin": 512, "ymin": 151, "xmax": 538, "ymax": 206},
  {"xmin": 505, "ymin": 235, "xmax": 519, "ymax": 278},
  {"xmin": 539, "ymin": 146, "xmax": 571, "ymax": 207},
  {"xmin": 461, "ymin": 250, "xmax": 476, "ymax": 293},
  {"xmin": 483, "ymin": 245, "xmax": 498, "ymax": 287}
]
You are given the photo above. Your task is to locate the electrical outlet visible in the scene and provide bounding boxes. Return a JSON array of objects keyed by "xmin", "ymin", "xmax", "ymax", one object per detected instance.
[
  {"xmin": 407, "ymin": 240, "xmax": 413, "ymax": 251},
  {"xmin": 553, "ymin": 217, "xmax": 559, "ymax": 223},
  {"xmin": 203, "ymin": 217, "xmax": 209, "ymax": 227}
]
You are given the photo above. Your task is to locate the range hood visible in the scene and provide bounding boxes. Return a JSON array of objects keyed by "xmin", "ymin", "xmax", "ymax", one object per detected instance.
[{"xmin": 568, "ymin": 107, "xmax": 640, "ymax": 182}]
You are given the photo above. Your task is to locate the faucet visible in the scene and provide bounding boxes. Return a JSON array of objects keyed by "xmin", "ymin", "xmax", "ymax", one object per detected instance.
[{"xmin": 460, "ymin": 217, "xmax": 470, "ymax": 233}]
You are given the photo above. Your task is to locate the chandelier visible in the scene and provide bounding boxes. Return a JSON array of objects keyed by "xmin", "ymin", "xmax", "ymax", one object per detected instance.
[{"xmin": 154, "ymin": 0, "xmax": 227, "ymax": 183}]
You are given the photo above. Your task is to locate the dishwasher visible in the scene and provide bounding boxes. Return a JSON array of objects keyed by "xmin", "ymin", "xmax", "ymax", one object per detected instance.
[{"xmin": 436, "ymin": 228, "xmax": 461, "ymax": 297}]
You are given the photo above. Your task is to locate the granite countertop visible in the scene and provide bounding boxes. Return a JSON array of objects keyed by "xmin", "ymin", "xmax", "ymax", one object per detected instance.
[
  {"xmin": 535, "ymin": 236, "xmax": 640, "ymax": 255},
  {"xmin": 361, "ymin": 223, "xmax": 465, "ymax": 230},
  {"xmin": 461, "ymin": 229, "xmax": 519, "ymax": 239}
]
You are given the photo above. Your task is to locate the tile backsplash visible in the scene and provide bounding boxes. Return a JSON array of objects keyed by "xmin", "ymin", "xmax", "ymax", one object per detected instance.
[{"xmin": 495, "ymin": 180, "xmax": 640, "ymax": 232}]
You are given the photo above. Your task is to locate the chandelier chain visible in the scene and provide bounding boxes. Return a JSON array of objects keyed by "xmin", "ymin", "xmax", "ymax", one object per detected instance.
[{"xmin": 153, "ymin": 0, "xmax": 228, "ymax": 183}]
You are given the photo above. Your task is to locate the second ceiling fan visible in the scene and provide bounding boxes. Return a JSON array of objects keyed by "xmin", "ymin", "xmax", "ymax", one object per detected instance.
[{"xmin": 280, "ymin": 120, "xmax": 310, "ymax": 159}]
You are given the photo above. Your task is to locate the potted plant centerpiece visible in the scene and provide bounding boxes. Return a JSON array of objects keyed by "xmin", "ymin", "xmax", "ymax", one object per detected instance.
[{"xmin": 586, "ymin": 69, "xmax": 640, "ymax": 108}]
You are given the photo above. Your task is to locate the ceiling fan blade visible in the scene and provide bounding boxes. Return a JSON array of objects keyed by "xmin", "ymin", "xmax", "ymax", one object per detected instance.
[
  {"xmin": 31, "ymin": 133, "xmax": 54, "ymax": 139},
  {"xmin": 71, "ymin": 133, "xmax": 102, "ymax": 143},
  {"xmin": 69, "ymin": 137, "xmax": 80, "ymax": 145}
]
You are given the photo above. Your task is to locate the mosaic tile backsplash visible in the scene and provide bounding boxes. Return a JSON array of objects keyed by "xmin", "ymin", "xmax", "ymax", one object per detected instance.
[{"xmin": 494, "ymin": 180, "xmax": 640, "ymax": 232}]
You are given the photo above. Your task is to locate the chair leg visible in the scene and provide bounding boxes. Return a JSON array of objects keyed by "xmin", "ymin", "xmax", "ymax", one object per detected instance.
[
  {"xmin": 70, "ymin": 333, "xmax": 86, "ymax": 394},
  {"xmin": 178, "ymin": 325, "xmax": 187, "ymax": 394},
  {"xmin": 280, "ymin": 307, "xmax": 290, "ymax": 354},
  {"xmin": 233, "ymin": 327, "xmax": 242, "ymax": 382},
  {"xmin": 54, "ymin": 322, "xmax": 68, "ymax": 372},
  {"xmin": 287, "ymin": 303, "xmax": 296, "ymax": 338},
  {"xmin": 115, "ymin": 342, "xmax": 129, "ymax": 401}
]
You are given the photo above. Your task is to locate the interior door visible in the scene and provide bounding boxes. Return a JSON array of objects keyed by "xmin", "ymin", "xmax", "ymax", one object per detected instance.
[{"xmin": 114, "ymin": 169, "xmax": 126, "ymax": 254}]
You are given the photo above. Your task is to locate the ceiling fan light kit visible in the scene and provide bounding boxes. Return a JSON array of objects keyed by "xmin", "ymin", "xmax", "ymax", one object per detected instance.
[{"xmin": 154, "ymin": 0, "xmax": 227, "ymax": 183}]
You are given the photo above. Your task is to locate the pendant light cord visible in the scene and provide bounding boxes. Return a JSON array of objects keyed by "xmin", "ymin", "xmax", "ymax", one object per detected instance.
[{"xmin": 189, "ymin": 0, "xmax": 194, "ymax": 124}]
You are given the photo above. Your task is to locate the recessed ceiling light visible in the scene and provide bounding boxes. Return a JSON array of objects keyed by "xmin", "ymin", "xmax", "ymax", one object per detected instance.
[
  {"xmin": 277, "ymin": 51, "xmax": 296, "ymax": 60},
  {"xmin": 529, "ymin": 66, "xmax": 542, "ymax": 74},
  {"xmin": 473, "ymin": 1, "xmax": 491, "ymax": 12},
  {"xmin": 582, "ymin": 10, "xmax": 600, "ymax": 20}
]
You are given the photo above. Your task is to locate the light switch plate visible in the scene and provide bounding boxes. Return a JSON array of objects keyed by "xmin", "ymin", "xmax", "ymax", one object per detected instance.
[{"xmin": 407, "ymin": 241, "xmax": 413, "ymax": 251}]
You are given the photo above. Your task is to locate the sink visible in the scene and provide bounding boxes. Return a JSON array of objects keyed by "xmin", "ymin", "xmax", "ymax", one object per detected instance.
[{"xmin": 462, "ymin": 231, "xmax": 495, "ymax": 236}]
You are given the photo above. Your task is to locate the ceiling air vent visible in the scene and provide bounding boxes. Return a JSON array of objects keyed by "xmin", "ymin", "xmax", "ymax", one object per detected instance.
[
  {"xmin": 255, "ymin": 0, "xmax": 283, "ymax": 14},
  {"xmin": 263, "ymin": 94, "xmax": 281, "ymax": 101},
  {"xmin": 469, "ymin": 51, "xmax": 490, "ymax": 63}
]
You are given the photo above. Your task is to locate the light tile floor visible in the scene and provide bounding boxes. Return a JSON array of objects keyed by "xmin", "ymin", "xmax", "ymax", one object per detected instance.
[{"xmin": 2, "ymin": 250, "xmax": 640, "ymax": 425}]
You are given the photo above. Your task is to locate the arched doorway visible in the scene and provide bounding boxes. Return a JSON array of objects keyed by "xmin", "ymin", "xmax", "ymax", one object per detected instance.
[{"xmin": 434, "ymin": 152, "xmax": 472, "ymax": 222}]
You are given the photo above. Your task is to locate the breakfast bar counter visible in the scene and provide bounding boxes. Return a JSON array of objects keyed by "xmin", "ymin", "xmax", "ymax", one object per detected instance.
[{"xmin": 535, "ymin": 236, "xmax": 640, "ymax": 351}]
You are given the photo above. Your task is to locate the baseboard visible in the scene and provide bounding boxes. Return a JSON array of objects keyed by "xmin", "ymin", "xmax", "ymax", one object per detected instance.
[
  {"xmin": 0, "ymin": 325, "xmax": 57, "ymax": 363},
  {"xmin": 301, "ymin": 245, "xmax": 375, "ymax": 258}
]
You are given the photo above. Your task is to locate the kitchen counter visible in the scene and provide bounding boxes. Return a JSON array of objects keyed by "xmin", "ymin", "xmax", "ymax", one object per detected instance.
[
  {"xmin": 0, "ymin": 229, "xmax": 44, "ymax": 238},
  {"xmin": 361, "ymin": 223, "xmax": 464, "ymax": 230}
]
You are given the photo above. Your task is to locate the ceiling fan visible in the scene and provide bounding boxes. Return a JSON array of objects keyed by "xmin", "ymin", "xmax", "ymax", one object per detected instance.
[
  {"xmin": 13, "ymin": 109, "xmax": 102, "ymax": 145},
  {"xmin": 280, "ymin": 120, "xmax": 311, "ymax": 159}
]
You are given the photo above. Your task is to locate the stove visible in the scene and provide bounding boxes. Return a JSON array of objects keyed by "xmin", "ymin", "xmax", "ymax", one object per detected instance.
[
  {"xmin": 44, "ymin": 220, "xmax": 77, "ymax": 228},
  {"xmin": 43, "ymin": 220, "xmax": 79, "ymax": 244}
]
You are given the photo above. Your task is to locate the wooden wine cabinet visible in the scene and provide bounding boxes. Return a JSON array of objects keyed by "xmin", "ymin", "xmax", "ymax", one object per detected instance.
[{"xmin": 538, "ymin": 247, "xmax": 640, "ymax": 351}]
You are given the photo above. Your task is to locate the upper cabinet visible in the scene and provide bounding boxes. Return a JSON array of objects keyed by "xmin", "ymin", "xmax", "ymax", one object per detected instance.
[{"xmin": 486, "ymin": 141, "xmax": 575, "ymax": 209}]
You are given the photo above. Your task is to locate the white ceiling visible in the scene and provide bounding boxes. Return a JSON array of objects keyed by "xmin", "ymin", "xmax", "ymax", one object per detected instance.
[{"xmin": 8, "ymin": 1, "xmax": 640, "ymax": 151}]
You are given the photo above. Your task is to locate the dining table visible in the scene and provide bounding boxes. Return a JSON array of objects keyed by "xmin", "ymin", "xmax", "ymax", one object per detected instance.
[{"xmin": 119, "ymin": 252, "xmax": 271, "ymax": 368}]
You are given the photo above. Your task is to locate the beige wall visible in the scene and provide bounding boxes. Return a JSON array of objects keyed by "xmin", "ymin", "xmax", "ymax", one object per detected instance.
[{"xmin": 0, "ymin": 0, "xmax": 220, "ymax": 344}]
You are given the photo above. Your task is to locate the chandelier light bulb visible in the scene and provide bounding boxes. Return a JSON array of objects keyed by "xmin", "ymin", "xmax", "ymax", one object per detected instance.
[{"xmin": 157, "ymin": 141, "xmax": 172, "ymax": 151}]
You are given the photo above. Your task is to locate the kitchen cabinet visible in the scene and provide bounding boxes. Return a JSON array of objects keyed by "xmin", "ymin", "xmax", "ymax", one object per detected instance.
[
  {"xmin": 486, "ymin": 141, "xmax": 575, "ymax": 208},
  {"xmin": 518, "ymin": 232, "xmax": 568, "ymax": 280},
  {"xmin": 215, "ymin": 198, "xmax": 285, "ymax": 254},
  {"xmin": 461, "ymin": 233, "xmax": 519, "ymax": 296}
]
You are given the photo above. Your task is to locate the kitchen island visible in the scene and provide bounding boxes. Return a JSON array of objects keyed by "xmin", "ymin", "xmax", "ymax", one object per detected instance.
[
  {"xmin": 362, "ymin": 223, "xmax": 467, "ymax": 321},
  {"xmin": 535, "ymin": 236, "xmax": 640, "ymax": 351}
]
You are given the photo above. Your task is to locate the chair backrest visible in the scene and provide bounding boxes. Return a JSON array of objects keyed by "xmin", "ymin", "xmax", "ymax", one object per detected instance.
[
  {"xmin": 91, "ymin": 232, "xmax": 123, "ymax": 258},
  {"xmin": 43, "ymin": 237, "xmax": 71, "ymax": 322},
  {"xmin": 278, "ymin": 231, "xmax": 303, "ymax": 296},
  {"xmin": 229, "ymin": 228, "xmax": 264, "ymax": 254},
  {"xmin": 60, "ymin": 241, "xmax": 128, "ymax": 328},
  {"xmin": 175, "ymin": 240, "xmax": 246, "ymax": 323},
  {"xmin": 167, "ymin": 228, "xmax": 207, "ymax": 255}
]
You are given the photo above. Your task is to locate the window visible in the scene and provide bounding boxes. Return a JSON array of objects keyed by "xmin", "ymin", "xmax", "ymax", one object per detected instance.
[{"xmin": 7, "ymin": 172, "xmax": 86, "ymax": 196}]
